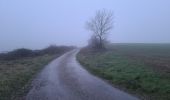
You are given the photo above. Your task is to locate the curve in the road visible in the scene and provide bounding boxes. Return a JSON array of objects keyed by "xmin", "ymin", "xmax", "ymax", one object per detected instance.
[{"xmin": 26, "ymin": 50, "xmax": 139, "ymax": 100}]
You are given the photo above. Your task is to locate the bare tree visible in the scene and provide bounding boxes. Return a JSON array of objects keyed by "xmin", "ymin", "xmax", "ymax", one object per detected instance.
[{"xmin": 86, "ymin": 9, "xmax": 113, "ymax": 49}]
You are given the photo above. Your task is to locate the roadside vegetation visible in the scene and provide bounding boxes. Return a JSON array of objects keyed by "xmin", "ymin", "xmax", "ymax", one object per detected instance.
[
  {"xmin": 77, "ymin": 44, "xmax": 170, "ymax": 100},
  {"xmin": 0, "ymin": 45, "xmax": 74, "ymax": 100}
]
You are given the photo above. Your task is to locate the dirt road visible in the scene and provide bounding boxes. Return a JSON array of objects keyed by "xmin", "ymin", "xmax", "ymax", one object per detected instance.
[{"xmin": 26, "ymin": 50, "xmax": 139, "ymax": 100}]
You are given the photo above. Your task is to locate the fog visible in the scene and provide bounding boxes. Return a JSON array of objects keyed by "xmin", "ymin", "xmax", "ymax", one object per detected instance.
[{"xmin": 0, "ymin": 0, "xmax": 170, "ymax": 52}]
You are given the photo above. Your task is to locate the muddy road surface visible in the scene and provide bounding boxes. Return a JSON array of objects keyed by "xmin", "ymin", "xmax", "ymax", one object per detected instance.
[{"xmin": 26, "ymin": 50, "xmax": 139, "ymax": 100}]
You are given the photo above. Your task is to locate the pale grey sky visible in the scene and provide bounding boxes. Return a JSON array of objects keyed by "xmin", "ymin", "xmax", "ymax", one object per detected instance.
[{"xmin": 0, "ymin": 0, "xmax": 170, "ymax": 52}]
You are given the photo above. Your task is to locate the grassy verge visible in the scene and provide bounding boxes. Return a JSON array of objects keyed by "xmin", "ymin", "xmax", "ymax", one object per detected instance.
[
  {"xmin": 0, "ymin": 54, "xmax": 56, "ymax": 100},
  {"xmin": 77, "ymin": 48, "xmax": 170, "ymax": 100}
]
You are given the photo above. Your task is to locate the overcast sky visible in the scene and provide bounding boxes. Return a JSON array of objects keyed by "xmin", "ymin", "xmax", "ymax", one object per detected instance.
[{"xmin": 0, "ymin": 0, "xmax": 170, "ymax": 52}]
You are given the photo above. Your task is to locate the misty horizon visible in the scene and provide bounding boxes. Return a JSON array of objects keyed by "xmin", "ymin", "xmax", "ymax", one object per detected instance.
[{"xmin": 0, "ymin": 0, "xmax": 170, "ymax": 52}]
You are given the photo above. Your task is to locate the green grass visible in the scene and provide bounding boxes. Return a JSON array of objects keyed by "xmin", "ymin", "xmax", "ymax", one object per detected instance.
[
  {"xmin": 0, "ymin": 55, "xmax": 56, "ymax": 100},
  {"xmin": 77, "ymin": 45, "xmax": 170, "ymax": 100}
]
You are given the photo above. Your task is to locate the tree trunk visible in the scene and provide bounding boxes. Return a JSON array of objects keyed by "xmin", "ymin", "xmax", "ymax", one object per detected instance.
[{"xmin": 99, "ymin": 36, "xmax": 103, "ymax": 49}]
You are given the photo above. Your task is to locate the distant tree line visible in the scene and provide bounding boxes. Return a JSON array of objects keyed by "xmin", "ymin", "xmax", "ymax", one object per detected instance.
[{"xmin": 0, "ymin": 45, "xmax": 75, "ymax": 60}]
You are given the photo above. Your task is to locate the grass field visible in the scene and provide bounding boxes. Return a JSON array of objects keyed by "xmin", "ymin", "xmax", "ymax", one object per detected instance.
[
  {"xmin": 77, "ymin": 44, "xmax": 170, "ymax": 100},
  {"xmin": 0, "ymin": 46, "xmax": 74, "ymax": 100},
  {"xmin": 0, "ymin": 55, "xmax": 56, "ymax": 100}
]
